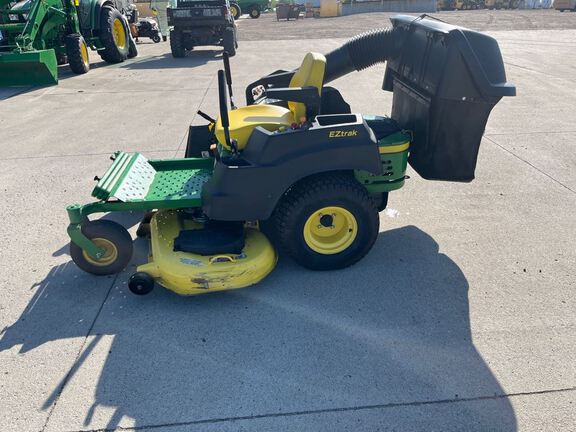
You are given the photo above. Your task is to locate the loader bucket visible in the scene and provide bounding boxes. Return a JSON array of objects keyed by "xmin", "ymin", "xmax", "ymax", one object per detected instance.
[{"xmin": 0, "ymin": 49, "xmax": 58, "ymax": 87}]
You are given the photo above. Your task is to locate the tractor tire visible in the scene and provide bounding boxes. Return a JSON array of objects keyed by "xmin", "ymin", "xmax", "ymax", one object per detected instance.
[
  {"xmin": 65, "ymin": 34, "xmax": 90, "ymax": 74},
  {"xmin": 223, "ymin": 27, "xmax": 236, "ymax": 57},
  {"xmin": 128, "ymin": 34, "xmax": 138, "ymax": 58},
  {"xmin": 170, "ymin": 29, "xmax": 186, "ymax": 58},
  {"xmin": 152, "ymin": 34, "xmax": 161, "ymax": 43},
  {"xmin": 70, "ymin": 220, "xmax": 133, "ymax": 276},
  {"xmin": 99, "ymin": 6, "xmax": 130, "ymax": 64},
  {"xmin": 271, "ymin": 172, "xmax": 379, "ymax": 271},
  {"xmin": 249, "ymin": 6, "xmax": 261, "ymax": 18},
  {"xmin": 230, "ymin": 3, "xmax": 241, "ymax": 19}
]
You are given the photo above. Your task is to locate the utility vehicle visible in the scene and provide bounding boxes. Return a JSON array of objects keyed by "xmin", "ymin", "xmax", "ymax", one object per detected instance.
[
  {"xmin": 167, "ymin": 0, "xmax": 237, "ymax": 57},
  {"xmin": 66, "ymin": 15, "xmax": 515, "ymax": 296}
]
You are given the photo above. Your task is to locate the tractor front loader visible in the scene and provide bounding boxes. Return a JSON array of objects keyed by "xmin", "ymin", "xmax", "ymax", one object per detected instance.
[{"xmin": 0, "ymin": 0, "xmax": 137, "ymax": 86}]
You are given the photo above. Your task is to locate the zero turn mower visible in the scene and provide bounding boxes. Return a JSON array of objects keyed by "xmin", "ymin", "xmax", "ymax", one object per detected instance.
[{"xmin": 66, "ymin": 15, "xmax": 515, "ymax": 296}]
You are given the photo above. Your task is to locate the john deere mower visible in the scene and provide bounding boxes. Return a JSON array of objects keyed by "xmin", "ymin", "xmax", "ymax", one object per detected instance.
[
  {"xmin": 0, "ymin": 0, "xmax": 137, "ymax": 86},
  {"xmin": 65, "ymin": 15, "xmax": 515, "ymax": 296}
]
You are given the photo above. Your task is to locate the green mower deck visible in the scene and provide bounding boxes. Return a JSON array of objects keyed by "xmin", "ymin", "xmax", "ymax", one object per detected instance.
[{"xmin": 67, "ymin": 152, "xmax": 213, "ymax": 259}]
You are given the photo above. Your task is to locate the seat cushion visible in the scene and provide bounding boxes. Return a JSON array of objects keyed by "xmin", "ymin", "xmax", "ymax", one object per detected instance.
[
  {"xmin": 288, "ymin": 52, "xmax": 326, "ymax": 121},
  {"xmin": 215, "ymin": 104, "xmax": 294, "ymax": 151}
]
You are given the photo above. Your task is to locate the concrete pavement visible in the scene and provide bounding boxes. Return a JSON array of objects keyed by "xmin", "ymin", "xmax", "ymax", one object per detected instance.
[{"xmin": 0, "ymin": 13, "xmax": 575, "ymax": 432}]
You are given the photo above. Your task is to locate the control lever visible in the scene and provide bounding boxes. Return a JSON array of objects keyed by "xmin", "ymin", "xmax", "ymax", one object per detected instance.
[
  {"xmin": 222, "ymin": 51, "xmax": 236, "ymax": 109},
  {"xmin": 197, "ymin": 110, "xmax": 216, "ymax": 124}
]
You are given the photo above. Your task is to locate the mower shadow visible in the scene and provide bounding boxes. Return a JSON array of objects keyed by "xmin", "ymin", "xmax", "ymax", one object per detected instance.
[{"xmin": 0, "ymin": 226, "xmax": 517, "ymax": 431}]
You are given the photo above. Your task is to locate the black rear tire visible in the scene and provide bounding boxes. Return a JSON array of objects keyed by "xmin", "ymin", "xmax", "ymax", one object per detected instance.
[
  {"xmin": 223, "ymin": 27, "xmax": 236, "ymax": 57},
  {"xmin": 66, "ymin": 33, "xmax": 90, "ymax": 74},
  {"xmin": 170, "ymin": 29, "xmax": 186, "ymax": 58},
  {"xmin": 271, "ymin": 173, "xmax": 379, "ymax": 271},
  {"xmin": 99, "ymin": 6, "xmax": 130, "ymax": 63},
  {"xmin": 70, "ymin": 220, "xmax": 133, "ymax": 276},
  {"xmin": 128, "ymin": 34, "xmax": 138, "ymax": 58},
  {"xmin": 249, "ymin": 7, "xmax": 261, "ymax": 18}
]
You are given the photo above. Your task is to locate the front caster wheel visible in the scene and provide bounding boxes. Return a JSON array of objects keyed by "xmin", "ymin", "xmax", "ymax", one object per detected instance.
[
  {"xmin": 129, "ymin": 272, "xmax": 155, "ymax": 295},
  {"xmin": 70, "ymin": 220, "xmax": 133, "ymax": 275}
]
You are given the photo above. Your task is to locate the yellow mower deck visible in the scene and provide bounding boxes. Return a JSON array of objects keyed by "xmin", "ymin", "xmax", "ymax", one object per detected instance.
[{"xmin": 138, "ymin": 210, "xmax": 277, "ymax": 295}]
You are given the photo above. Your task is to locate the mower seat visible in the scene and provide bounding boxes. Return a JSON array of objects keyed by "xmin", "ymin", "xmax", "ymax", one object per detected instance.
[{"xmin": 215, "ymin": 52, "xmax": 326, "ymax": 151}]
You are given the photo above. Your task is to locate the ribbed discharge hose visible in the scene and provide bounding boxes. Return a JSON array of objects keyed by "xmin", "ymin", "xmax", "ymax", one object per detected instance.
[{"xmin": 323, "ymin": 27, "xmax": 402, "ymax": 84}]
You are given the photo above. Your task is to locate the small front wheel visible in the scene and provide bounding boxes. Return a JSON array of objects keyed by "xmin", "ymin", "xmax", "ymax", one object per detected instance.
[
  {"xmin": 129, "ymin": 272, "xmax": 155, "ymax": 295},
  {"xmin": 249, "ymin": 7, "xmax": 261, "ymax": 18},
  {"xmin": 70, "ymin": 220, "xmax": 133, "ymax": 275},
  {"xmin": 152, "ymin": 34, "xmax": 161, "ymax": 43},
  {"xmin": 66, "ymin": 33, "xmax": 90, "ymax": 74}
]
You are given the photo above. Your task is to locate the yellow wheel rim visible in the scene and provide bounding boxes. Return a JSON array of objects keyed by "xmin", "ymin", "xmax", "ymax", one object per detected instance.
[
  {"xmin": 303, "ymin": 206, "xmax": 358, "ymax": 255},
  {"xmin": 80, "ymin": 41, "xmax": 89, "ymax": 66},
  {"xmin": 112, "ymin": 18, "xmax": 127, "ymax": 50},
  {"xmin": 82, "ymin": 238, "xmax": 118, "ymax": 267}
]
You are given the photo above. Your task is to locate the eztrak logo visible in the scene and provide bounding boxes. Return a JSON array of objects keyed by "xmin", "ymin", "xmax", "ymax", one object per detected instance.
[{"xmin": 328, "ymin": 130, "xmax": 358, "ymax": 138}]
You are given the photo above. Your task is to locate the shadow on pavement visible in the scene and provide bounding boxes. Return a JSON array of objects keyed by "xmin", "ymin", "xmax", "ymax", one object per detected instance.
[
  {"xmin": 0, "ymin": 226, "xmax": 517, "ymax": 431},
  {"xmin": 121, "ymin": 50, "xmax": 223, "ymax": 70}
]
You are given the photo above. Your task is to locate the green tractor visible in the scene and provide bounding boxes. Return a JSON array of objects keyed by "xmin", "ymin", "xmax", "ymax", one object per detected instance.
[
  {"xmin": 65, "ymin": 15, "xmax": 515, "ymax": 297},
  {"xmin": 0, "ymin": 0, "xmax": 137, "ymax": 86}
]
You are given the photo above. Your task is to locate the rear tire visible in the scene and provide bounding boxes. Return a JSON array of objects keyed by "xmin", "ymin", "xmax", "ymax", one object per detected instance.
[
  {"xmin": 70, "ymin": 220, "xmax": 133, "ymax": 276},
  {"xmin": 230, "ymin": 3, "xmax": 241, "ymax": 19},
  {"xmin": 66, "ymin": 34, "xmax": 90, "ymax": 74},
  {"xmin": 99, "ymin": 6, "xmax": 130, "ymax": 63},
  {"xmin": 223, "ymin": 27, "xmax": 236, "ymax": 57},
  {"xmin": 128, "ymin": 35, "xmax": 138, "ymax": 58},
  {"xmin": 272, "ymin": 173, "xmax": 379, "ymax": 271},
  {"xmin": 170, "ymin": 29, "xmax": 186, "ymax": 58}
]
